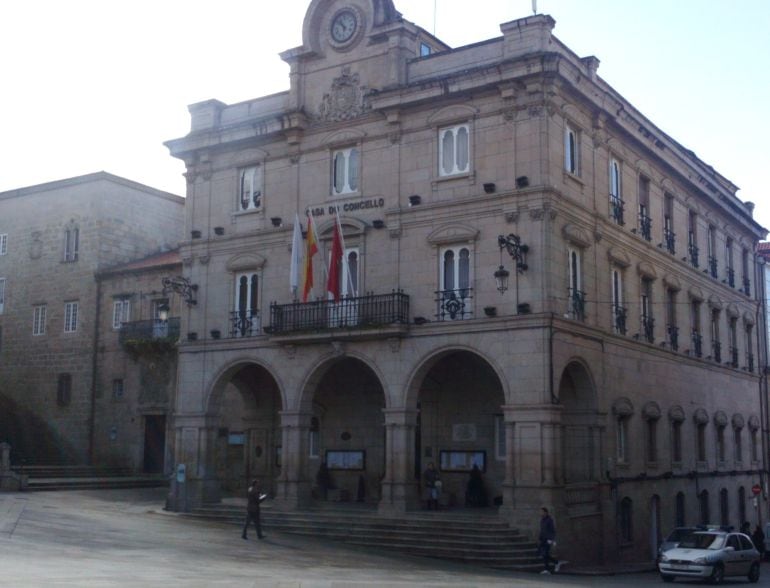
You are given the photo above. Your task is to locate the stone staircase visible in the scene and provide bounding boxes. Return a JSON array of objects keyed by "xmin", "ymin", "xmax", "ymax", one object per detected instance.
[
  {"xmin": 185, "ymin": 502, "xmax": 541, "ymax": 571},
  {"xmin": 10, "ymin": 465, "xmax": 168, "ymax": 491}
]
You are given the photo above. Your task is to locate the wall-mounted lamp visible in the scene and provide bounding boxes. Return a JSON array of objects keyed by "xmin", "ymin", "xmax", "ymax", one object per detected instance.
[
  {"xmin": 483, "ymin": 182, "xmax": 496, "ymax": 194},
  {"xmin": 495, "ymin": 233, "xmax": 529, "ymax": 294},
  {"xmin": 271, "ymin": 217, "xmax": 282, "ymax": 227},
  {"xmin": 408, "ymin": 195, "xmax": 421, "ymax": 206},
  {"xmin": 157, "ymin": 302, "xmax": 170, "ymax": 322},
  {"xmin": 214, "ymin": 226, "xmax": 225, "ymax": 236},
  {"xmin": 372, "ymin": 219, "xmax": 385, "ymax": 229},
  {"xmin": 162, "ymin": 276, "xmax": 199, "ymax": 306},
  {"xmin": 516, "ymin": 176, "xmax": 530, "ymax": 189}
]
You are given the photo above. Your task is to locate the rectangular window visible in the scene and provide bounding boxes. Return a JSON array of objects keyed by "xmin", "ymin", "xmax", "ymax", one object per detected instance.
[
  {"xmin": 332, "ymin": 147, "xmax": 360, "ymax": 194},
  {"xmin": 564, "ymin": 125, "xmax": 578, "ymax": 174},
  {"xmin": 741, "ymin": 249, "xmax": 751, "ymax": 295},
  {"xmin": 568, "ymin": 248, "xmax": 584, "ymax": 320},
  {"xmin": 420, "ymin": 42, "xmax": 432, "ymax": 57},
  {"xmin": 688, "ymin": 211, "xmax": 699, "ymax": 268},
  {"xmin": 112, "ymin": 379, "xmax": 125, "ymax": 400},
  {"xmin": 438, "ymin": 245, "xmax": 472, "ymax": 321},
  {"xmin": 609, "ymin": 159, "xmax": 624, "ymax": 225},
  {"xmin": 707, "ymin": 225, "xmax": 717, "ymax": 278},
  {"xmin": 734, "ymin": 428, "xmax": 742, "ymax": 463},
  {"xmin": 745, "ymin": 324, "xmax": 754, "ymax": 372},
  {"xmin": 725, "ymin": 238, "xmax": 734, "ymax": 287},
  {"xmin": 663, "ymin": 193, "xmax": 675, "ymax": 254},
  {"xmin": 0, "ymin": 277, "xmax": 5, "ymax": 314},
  {"xmin": 672, "ymin": 421, "xmax": 682, "ymax": 463},
  {"xmin": 638, "ymin": 176, "xmax": 651, "ymax": 241},
  {"xmin": 239, "ymin": 165, "xmax": 263, "ymax": 211},
  {"xmin": 646, "ymin": 419, "xmax": 658, "ymax": 463},
  {"xmin": 33, "ymin": 304, "xmax": 46, "ymax": 336},
  {"xmin": 438, "ymin": 125, "xmax": 469, "ymax": 177},
  {"xmin": 63, "ymin": 227, "xmax": 79, "ymax": 262},
  {"xmin": 697, "ymin": 423, "xmax": 706, "ymax": 462},
  {"xmin": 64, "ymin": 301, "xmax": 78, "ymax": 333},
  {"xmin": 611, "ymin": 267, "xmax": 626, "ymax": 335},
  {"xmin": 233, "ymin": 272, "xmax": 260, "ymax": 337},
  {"xmin": 616, "ymin": 417, "xmax": 628, "ymax": 463},
  {"xmin": 494, "ymin": 414, "xmax": 506, "ymax": 460},
  {"xmin": 57, "ymin": 373, "xmax": 72, "ymax": 407},
  {"xmin": 751, "ymin": 429, "xmax": 759, "ymax": 462},
  {"xmin": 711, "ymin": 309, "xmax": 721, "ymax": 361},
  {"xmin": 666, "ymin": 289, "xmax": 678, "ymax": 350},
  {"xmin": 716, "ymin": 426, "xmax": 725, "ymax": 462},
  {"xmin": 641, "ymin": 278, "xmax": 654, "ymax": 343},
  {"xmin": 0, "ymin": 233, "xmax": 6, "ymax": 255},
  {"xmin": 112, "ymin": 299, "xmax": 130, "ymax": 329}
]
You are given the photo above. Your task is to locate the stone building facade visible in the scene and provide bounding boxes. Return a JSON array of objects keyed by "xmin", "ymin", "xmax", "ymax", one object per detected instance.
[
  {"xmin": 165, "ymin": 0, "xmax": 767, "ymax": 564},
  {"xmin": 0, "ymin": 172, "xmax": 184, "ymax": 465}
]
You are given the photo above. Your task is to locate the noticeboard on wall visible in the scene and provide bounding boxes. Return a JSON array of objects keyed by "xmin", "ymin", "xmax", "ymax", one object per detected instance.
[
  {"xmin": 439, "ymin": 450, "xmax": 486, "ymax": 472},
  {"xmin": 325, "ymin": 450, "xmax": 366, "ymax": 470}
]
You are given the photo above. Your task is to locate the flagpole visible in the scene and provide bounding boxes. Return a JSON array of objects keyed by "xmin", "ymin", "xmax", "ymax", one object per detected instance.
[{"xmin": 311, "ymin": 209, "xmax": 328, "ymax": 300}]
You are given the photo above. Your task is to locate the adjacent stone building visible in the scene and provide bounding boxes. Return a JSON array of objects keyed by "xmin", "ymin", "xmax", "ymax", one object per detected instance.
[
  {"xmin": 164, "ymin": 0, "xmax": 767, "ymax": 564},
  {"xmin": 0, "ymin": 172, "xmax": 184, "ymax": 465}
]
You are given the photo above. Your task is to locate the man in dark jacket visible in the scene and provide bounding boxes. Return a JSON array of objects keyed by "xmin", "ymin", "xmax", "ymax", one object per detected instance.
[
  {"xmin": 538, "ymin": 507, "xmax": 565, "ymax": 574},
  {"xmin": 242, "ymin": 479, "xmax": 265, "ymax": 540}
]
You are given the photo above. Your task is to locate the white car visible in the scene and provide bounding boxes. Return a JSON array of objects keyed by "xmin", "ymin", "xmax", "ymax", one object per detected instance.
[{"xmin": 658, "ymin": 530, "xmax": 760, "ymax": 584}]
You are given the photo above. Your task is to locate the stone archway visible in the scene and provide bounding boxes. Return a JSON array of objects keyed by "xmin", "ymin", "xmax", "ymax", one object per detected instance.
[
  {"xmin": 558, "ymin": 360, "xmax": 599, "ymax": 484},
  {"xmin": 207, "ymin": 363, "xmax": 282, "ymax": 497}
]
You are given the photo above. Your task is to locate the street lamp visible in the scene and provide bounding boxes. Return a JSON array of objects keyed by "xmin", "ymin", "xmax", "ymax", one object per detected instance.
[
  {"xmin": 157, "ymin": 302, "xmax": 170, "ymax": 322},
  {"xmin": 495, "ymin": 233, "xmax": 529, "ymax": 294}
]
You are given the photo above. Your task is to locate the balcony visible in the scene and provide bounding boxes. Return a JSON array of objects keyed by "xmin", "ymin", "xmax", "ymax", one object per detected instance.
[
  {"xmin": 708, "ymin": 255, "xmax": 718, "ymax": 279},
  {"xmin": 691, "ymin": 331, "xmax": 703, "ymax": 358},
  {"xmin": 267, "ymin": 291, "xmax": 410, "ymax": 337},
  {"xmin": 742, "ymin": 277, "xmax": 751, "ymax": 297},
  {"xmin": 688, "ymin": 243, "xmax": 699, "ymax": 268},
  {"xmin": 613, "ymin": 305, "xmax": 627, "ymax": 335},
  {"xmin": 667, "ymin": 324, "xmax": 679, "ymax": 351},
  {"xmin": 664, "ymin": 228, "xmax": 676, "ymax": 254},
  {"xmin": 610, "ymin": 195, "xmax": 625, "ymax": 225},
  {"xmin": 639, "ymin": 214, "xmax": 652, "ymax": 242},
  {"xmin": 568, "ymin": 289, "xmax": 586, "ymax": 321},
  {"xmin": 641, "ymin": 315, "xmax": 655, "ymax": 343},
  {"xmin": 436, "ymin": 288, "xmax": 473, "ymax": 321},
  {"xmin": 747, "ymin": 353, "xmax": 755, "ymax": 373},
  {"xmin": 119, "ymin": 318, "xmax": 180, "ymax": 344},
  {"xmin": 230, "ymin": 310, "xmax": 260, "ymax": 338}
]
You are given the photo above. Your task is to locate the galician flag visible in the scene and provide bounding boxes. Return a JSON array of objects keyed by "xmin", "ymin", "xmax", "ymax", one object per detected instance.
[
  {"xmin": 289, "ymin": 213, "xmax": 303, "ymax": 298},
  {"xmin": 302, "ymin": 213, "xmax": 318, "ymax": 302}
]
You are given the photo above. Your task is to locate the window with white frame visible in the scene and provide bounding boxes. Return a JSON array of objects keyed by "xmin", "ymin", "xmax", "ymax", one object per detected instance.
[
  {"xmin": 438, "ymin": 124, "xmax": 469, "ymax": 177},
  {"xmin": 64, "ymin": 301, "xmax": 78, "ymax": 333},
  {"xmin": 239, "ymin": 165, "xmax": 263, "ymax": 211},
  {"xmin": 233, "ymin": 271, "xmax": 260, "ymax": 337},
  {"xmin": 0, "ymin": 233, "xmax": 6, "ymax": 255},
  {"xmin": 609, "ymin": 158, "xmax": 623, "ymax": 224},
  {"xmin": 33, "ymin": 304, "xmax": 46, "ymax": 335},
  {"xmin": 568, "ymin": 247, "xmax": 584, "ymax": 320},
  {"xmin": 438, "ymin": 245, "xmax": 472, "ymax": 321},
  {"xmin": 0, "ymin": 277, "xmax": 5, "ymax": 314},
  {"xmin": 332, "ymin": 147, "xmax": 360, "ymax": 195},
  {"xmin": 641, "ymin": 277, "xmax": 654, "ymax": 343},
  {"xmin": 564, "ymin": 124, "xmax": 579, "ymax": 175},
  {"xmin": 494, "ymin": 414, "xmax": 506, "ymax": 460},
  {"xmin": 112, "ymin": 299, "xmax": 130, "ymax": 329},
  {"xmin": 63, "ymin": 227, "xmax": 79, "ymax": 262}
]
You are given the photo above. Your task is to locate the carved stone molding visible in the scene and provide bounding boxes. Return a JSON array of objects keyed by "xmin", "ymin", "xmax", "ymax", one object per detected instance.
[
  {"xmin": 562, "ymin": 224, "xmax": 591, "ymax": 248},
  {"xmin": 713, "ymin": 410, "xmax": 728, "ymax": 428},
  {"xmin": 642, "ymin": 401, "xmax": 661, "ymax": 421},
  {"xmin": 612, "ymin": 397, "xmax": 634, "ymax": 417},
  {"xmin": 317, "ymin": 67, "xmax": 370, "ymax": 122},
  {"xmin": 732, "ymin": 413, "xmax": 745, "ymax": 430},
  {"xmin": 607, "ymin": 247, "xmax": 630, "ymax": 268},
  {"xmin": 283, "ymin": 345, "xmax": 296, "ymax": 359},
  {"xmin": 668, "ymin": 405, "xmax": 685, "ymax": 423},
  {"xmin": 663, "ymin": 274, "xmax": 681, "ymax": 292},
  {"xmin": 693, "ymin": 408, "xmax": 709, "ymax": 425},
  {"xmin": 637, "ymin": 261, "xmax": 657, "ymax": 280}
]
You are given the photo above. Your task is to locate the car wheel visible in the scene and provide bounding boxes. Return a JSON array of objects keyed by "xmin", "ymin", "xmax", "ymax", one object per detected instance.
[
  {"xmin": 748, "ymin": 562, "xmax": 760, "ymax": 583},
  {"xmin": 710, "ymin": 564, "xmax": 725, "ymax": 585},
  {"xmin": 660, "ymin": 574, "xmax": 675, "ymax": 583}
]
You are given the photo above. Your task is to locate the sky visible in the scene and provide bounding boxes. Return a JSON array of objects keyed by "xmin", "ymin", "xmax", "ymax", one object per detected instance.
[{"xmin": 1, "ymin": 0, "xmax": 769, "ymax": 230}]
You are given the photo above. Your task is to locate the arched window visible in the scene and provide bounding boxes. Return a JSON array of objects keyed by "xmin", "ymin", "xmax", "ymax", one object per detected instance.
[
  {"xmin": 675, "ymin": 492, "xmax": 686, "ymax": 527},
  {"xmin": 719, "ymin": 488, "xmax": 729, "ymax": 527},
  {"xmin": 738, "ymin": 486, "xmax": 747, "ymax": 525},
  {"xmin": 699, "ymin": 490, "xmax": 710, "ymax": 525}
]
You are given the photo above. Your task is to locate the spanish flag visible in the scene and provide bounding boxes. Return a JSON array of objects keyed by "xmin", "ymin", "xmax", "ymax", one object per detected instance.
[{"xmin": 302, "ymin": 214, "xmax": 318, "ymax": 302}]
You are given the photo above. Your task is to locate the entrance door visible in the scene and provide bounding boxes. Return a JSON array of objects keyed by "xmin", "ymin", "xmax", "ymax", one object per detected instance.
[{"xmin": 143, "ymin": 415, "xmax": 166, "ymax": 473}]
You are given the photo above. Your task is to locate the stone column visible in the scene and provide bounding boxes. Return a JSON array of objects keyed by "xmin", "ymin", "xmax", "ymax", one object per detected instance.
[
  {"xmin": 378, "ymin": 408, "xmax": 419, "ymax": 514},
  {"xmin": 0, "ymin": 442, "xmax": 9, "ymax": 473},
  {"xmin": 273, "ymin": 410, "xmax": 312, "ymax": 510}
]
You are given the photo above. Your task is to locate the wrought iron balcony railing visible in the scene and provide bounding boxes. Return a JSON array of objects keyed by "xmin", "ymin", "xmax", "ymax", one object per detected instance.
[
  {"xmin": 436, "ymin": 288, "xmax": 473, "ymax": 321},
  {"xmin": 230, "ymin": 309, "xmax": 260, "ymax": 338},
  {"xmin": 712, "ymin": 341, "xmax": 721, "ymax": 363},
  {"xmin": 688, "ymin": 243, "xmax": 699, "ymax": 268},
  {"xmin": 664, "ymin": 228, "xmax": 676, "ymax": 254},
  {"xmin": 667, "ymin": 324, "xmax": 679, "ymax": 351},
  {"xmin": 728, "ymin": 346, "xmax": 739, "ymax": 368},
  {"xmin": 568, "ymin": 289, "xmax": 586, "ymax": 321},
  {"xmin": 691, "ymin": 331, "xmax": 703, "ymax": 358},
  {"xmin": 267, "ymin": 291, "xmax": 409, "ymax": 334},
  {"xmin": 708, "ymin": 255, "xmax": 718, "ymax": 279},
  {"xmin": 613, "ymin": 305, "xmax": 627, "ymax": 335},
  {"xmin": 641, "ymin": 315, "xmax": 655, "ymax": 343},
  {"xmin": 742, "ymin": 277, "xmax": 751, "ymax": 297},
  {"xmin": 639, "ymin": 214, "xmax": 652, "ymax": 242},
  {"xmin": 610, "ymin": 195, "xmax": 625, "ymax": 225},
  {"xmin": 726, "ymin": 267, "xmax": 735, "ymax": 288},
  {"xmin": 119, "ymin": 318, "xmax": 180, "ymax": 344}
]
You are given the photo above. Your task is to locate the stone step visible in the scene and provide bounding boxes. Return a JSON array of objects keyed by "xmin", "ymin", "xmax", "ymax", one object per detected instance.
[
  {"xmin": 13, "ymin": 465, "xmax": 134, "ymax": 478},
  {"xmin": 25, "ymin": 476, "xmax": 168, "ymax": 491}
]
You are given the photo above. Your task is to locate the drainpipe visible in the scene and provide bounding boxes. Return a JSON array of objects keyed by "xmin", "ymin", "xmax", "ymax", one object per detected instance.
[{"xmin": 88, "ymin": 276, "xmax": 103, "ymax": 465}]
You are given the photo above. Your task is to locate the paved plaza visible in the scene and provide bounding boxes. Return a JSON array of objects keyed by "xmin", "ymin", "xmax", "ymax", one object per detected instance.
[{"xmin": 1, "ymin": 487, "xmax": 767, "ymax": 587}]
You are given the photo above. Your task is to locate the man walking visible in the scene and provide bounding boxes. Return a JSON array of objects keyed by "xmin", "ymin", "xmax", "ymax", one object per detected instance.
[
  {"xmin": 242, "ymin": 479, "xmax": 265, "ymax": 540},
  {"xmin": 539, "ymin": 507, "xmax": 565, "ymax": 574}
]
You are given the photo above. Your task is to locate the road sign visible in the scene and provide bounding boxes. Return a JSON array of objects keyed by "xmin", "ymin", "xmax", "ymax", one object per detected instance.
[{"xmin": 752, "ymin": 484, "xmax": 761, "ymax": 496}]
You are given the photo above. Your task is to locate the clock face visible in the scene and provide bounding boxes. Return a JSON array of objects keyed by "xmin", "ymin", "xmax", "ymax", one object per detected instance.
[{"xmin": 331, "ymin": 10, "xmax": 357, "ymax": 43}]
